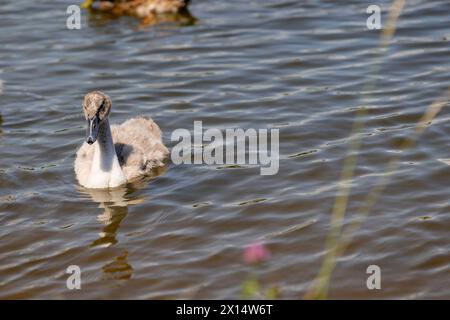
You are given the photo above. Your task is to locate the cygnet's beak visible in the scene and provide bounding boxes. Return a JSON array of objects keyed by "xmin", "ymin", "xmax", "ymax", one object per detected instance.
[{"xmin": 86, "ymin": 115, "xmax": 99, "ymax": 145}]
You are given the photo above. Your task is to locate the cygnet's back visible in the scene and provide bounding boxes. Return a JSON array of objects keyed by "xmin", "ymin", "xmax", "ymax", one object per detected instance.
[{"xmin": 112, "ymin": 116, "xmax": 169, "ymax": 181}]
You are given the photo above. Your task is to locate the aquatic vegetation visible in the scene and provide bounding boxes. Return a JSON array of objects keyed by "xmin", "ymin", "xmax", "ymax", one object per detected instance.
[
  {"xmin": 241, "ymin": 242, "xmax": 279, "ymax": 299},
  {"xmin": 305, "ymin": 0, "xmax": 450, "ymax": 299}
]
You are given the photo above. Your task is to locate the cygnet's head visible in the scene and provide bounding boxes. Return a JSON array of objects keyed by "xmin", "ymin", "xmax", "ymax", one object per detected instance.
[{"xmin": 82, "ymin": 91, "xmax": 112, "ymax": 145}]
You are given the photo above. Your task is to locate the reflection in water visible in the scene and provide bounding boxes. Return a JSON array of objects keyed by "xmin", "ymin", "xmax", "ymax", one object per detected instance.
[
  {"xmin": 81, "ymin": 185, "xmax": 145, "ymax": 248},
  {"xmin": 102, "ymin": 251, "xmax": 133, "ymax": 280},
  {"xmin": 78, "ymin": 166, "xmax": 167, "ymax": 279},
  {"xmin": 94, "ymin": 205, "xmax": 128, "ymax": 247}
]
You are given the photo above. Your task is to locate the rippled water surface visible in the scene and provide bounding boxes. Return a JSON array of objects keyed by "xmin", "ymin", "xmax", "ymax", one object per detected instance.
[{"xmin": 1, "ymin": 0, "xmax": 450, "ymax": 299}]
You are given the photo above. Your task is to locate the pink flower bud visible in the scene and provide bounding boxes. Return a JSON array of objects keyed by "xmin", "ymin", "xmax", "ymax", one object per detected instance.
[{"xmin": 243, "ymin": 242, "xmax": 270, "ymax": 264}]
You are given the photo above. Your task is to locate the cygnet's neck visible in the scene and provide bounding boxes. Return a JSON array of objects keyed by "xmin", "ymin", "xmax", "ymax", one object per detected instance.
[{"xmin": 87, "ymin": 118, "xmax": 126, "ymax": 189}]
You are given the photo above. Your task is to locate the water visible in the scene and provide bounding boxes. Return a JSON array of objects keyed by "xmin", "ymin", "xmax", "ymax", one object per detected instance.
[{"xmin": 0, "ymin": 0, "xmax": 449, "ymax": 299}]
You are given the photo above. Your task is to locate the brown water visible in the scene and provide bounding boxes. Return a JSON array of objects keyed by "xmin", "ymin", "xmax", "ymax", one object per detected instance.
[{"xmin": 0, "ymin": 0, "xmax": 450, "ymax": 299}]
